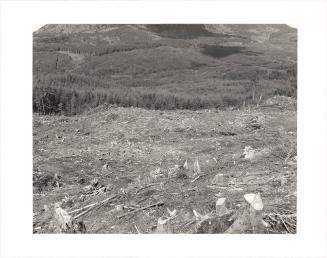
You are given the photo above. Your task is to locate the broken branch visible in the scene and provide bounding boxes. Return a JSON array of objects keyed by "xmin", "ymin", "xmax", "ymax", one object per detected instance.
[
  {"xmin": 117, "ymin": 201, "xmax": 164, "ymax": 219},
  {"xmin": 73, "ymin": 195, "xmax": 117, "ymax": 220},
  {"xmin": 191, "ymin": 174, "xmax": 205, "ymax": 183},
  {"xmin": 68, "ymin": 202, "xmax": 98, "ymax": 214},
  {"xmin": 136, "ymin": 183, "xmax": 161, "ymax": 194}
]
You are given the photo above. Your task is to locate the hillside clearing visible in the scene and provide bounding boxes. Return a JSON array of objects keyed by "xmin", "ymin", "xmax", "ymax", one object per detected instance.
[{"xmin": 33, "ymin": 99, "xmax": 296, "ymax": 233}]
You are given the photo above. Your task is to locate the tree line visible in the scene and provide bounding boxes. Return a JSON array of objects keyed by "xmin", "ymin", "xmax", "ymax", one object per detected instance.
[{"xmin": 33, "ymin": 85, "xmax": 231, "ymax": 115}]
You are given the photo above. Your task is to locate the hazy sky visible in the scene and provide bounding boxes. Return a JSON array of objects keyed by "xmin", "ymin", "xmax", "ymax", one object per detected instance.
[
  {"xmin": 33, "ymin": 23, "xmax": 297, "ymax": 32},
  {"xmin": 33, "ymin": 24, "xmax": 44, "ymax": 32}
]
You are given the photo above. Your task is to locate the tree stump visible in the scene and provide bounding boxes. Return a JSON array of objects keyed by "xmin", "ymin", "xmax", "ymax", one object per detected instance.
[
  {"xmin": 52, "ymin": 203, "xmax": 86, "ymax": 233},
  {"xmin": 211, "ymin": 173, "xmax": 226, "ymax": 186},
  {"xmin": 225, "ymin": 193, "xmax": 266, "ymax": 234},
  {"xmin": 216, "ymin": 198, "xmax": 229, "ymax": 215},
  {"xmin": 155, "ymin": 216, "xmax": 173, "ymax": 233}
]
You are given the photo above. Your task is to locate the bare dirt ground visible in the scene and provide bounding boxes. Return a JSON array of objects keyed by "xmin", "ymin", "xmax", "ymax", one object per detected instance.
[{"xmin": 33, "ymin": 96, "xmax": 297, "ymax": 234}]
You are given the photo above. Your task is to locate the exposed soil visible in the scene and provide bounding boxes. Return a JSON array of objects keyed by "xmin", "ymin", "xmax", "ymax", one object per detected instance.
[{"xmin": 33, "ymin": 98, "xmax": 297, "ymax": 234}]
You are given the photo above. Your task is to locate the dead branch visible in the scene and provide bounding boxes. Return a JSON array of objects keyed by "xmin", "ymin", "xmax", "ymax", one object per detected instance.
[
  {"xmin": 134, "ymin": 224, "xmax": 141, "ymax": 234},
  {"xmin": 182, "ymin": 219, "xmax": 196, "ymax": 228},
  {"xmin": 117, "ymin": 201, "xmax": 164, "ymax": 219},
  {"xmin": 73, "ymin": 195, "xmax": 117, "ymax": 220},
  {"xmin": 265, "ymin": 213, "xmax": 296, "ymax": 219},
  {"xmin": 68, "ymin": 202, "xmax": 98, "ymax": 214},
  {"xmin": 135, "ymin": 183, "xmax": 161, "ymax": 194},
  {"xmin": 279, "ymin": 216, "xmax": 290, "ymax": 233},
  {"xmin": 191, "ymin": 174, "xmax": 205, "ymax": 183},
  {"xmin": 266, "ymin": 214, "xmax": 278, "ymax": 223}
]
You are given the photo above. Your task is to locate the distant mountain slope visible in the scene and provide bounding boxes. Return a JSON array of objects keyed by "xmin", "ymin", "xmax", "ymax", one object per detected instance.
[
  {"xmin": 35, "ymin": 24, "xmax": 296, "ymax": 42},
  {"xmin": 35, "ymin": 24, "xmax": 125, "ymax": 34},
  {"xmin": 33, "ymin": 24, "xmax": 297, "ymax": 115}
]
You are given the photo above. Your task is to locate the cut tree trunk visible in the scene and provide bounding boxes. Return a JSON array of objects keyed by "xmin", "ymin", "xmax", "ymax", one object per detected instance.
[
  {"xmin": 51, "ymin": 203, "xmax": 86, "ymax": 233},
  {"xmin": 225, "ymin": 193, "xmax": 266, "ymax": 234},
  {"xmin": 216, "ymin": 198, "xmax": 229, "ymax": 215},
  {"xmin": 155, "ymin": 216, "xmax": 173, "ymax": 233}
]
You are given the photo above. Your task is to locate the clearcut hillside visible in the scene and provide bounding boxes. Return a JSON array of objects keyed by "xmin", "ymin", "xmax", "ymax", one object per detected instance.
[{"xmin": 33, "ymin": 24, "xmax": 297, "ymax": 115}]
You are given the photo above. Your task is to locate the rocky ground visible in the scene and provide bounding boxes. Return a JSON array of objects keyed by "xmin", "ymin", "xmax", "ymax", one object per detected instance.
[{"xmin": 33, "ymin": 96, "xmax": 297, "ymax": 234}]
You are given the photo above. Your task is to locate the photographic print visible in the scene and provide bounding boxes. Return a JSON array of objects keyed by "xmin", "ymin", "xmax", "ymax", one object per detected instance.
[{"xmin": 32, "ymin": 24, "xmax": 297, "ymax": 234}]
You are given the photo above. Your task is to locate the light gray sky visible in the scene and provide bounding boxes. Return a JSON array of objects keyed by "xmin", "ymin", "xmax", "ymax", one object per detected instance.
[
  {"xmin": 33, "ymin": 24, "xmax": 44, "ymax": 32},
  {"xmin": 33, "ymin": 23, "xmax": 297, "ymax": 32}
]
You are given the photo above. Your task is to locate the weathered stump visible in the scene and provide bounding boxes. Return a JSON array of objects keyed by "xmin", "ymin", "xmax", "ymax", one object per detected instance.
[
  {"xmin": 225, "ymin": 193, "xmax": 266, "ymax": 234},
  {"xmin": 155, "ymin": 216, "xmax": 173, "ymax": 233}
]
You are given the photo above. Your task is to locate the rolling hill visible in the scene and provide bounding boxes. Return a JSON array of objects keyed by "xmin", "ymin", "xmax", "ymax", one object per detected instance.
[{"xmin": 33, "ymin": 24, "xmax": 297, "ymax": 115}]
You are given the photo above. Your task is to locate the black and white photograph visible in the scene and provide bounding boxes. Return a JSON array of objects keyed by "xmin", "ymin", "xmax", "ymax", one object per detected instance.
[
  {"xmin": 1, "ymin": 0, "xmax": 327, "ymax": 256},
  {"xmin": 32, "ymin": 24, "xmax": 297, "ymax": 234}
]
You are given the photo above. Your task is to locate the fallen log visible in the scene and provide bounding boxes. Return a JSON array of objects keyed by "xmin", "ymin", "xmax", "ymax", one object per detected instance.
[
  {"xmin": 68, "ymin": 202, "xmax": 98, "ymax": 214},
  {"xmin": 73, "ymin": 195, "xmax": 117, "ymax": 220}
]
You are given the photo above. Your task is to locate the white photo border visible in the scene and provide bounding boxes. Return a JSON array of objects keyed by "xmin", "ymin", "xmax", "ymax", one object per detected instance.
[{"xmin": 1, "ymin": 0, "xmax": 327, "ymax": 257}]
